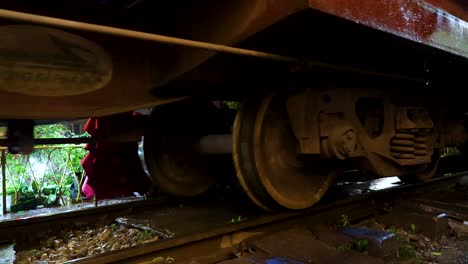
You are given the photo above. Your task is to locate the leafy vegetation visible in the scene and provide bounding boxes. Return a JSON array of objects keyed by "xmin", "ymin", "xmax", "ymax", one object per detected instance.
[
  {"xmin": 440, "ymin": 147, "xmax": 460, "ymax": 157},
  {"xmin": 339, "ymin": 214, "xmax": 350, "ymax": 227},
  {"xmin": 2, "ymin": 122, "xmax": 89, "ymax": 212},
  {"xmin": 353, "ymin": 239, "xmax": 369, "ymax": 255},
  {"xmin": 221, "ymin": 101, "xmax": 240, "ymax": 109},
  {"xmin": 230, "ymin": 215, "xmax": 248, "ymax": 223},
  {"xmin": 387, "ymin": 226, "xmax": 419, "ymax": 260},
  {"xmin": 136, "ymin": 229, "xmax": 157, "ymax": 241}
]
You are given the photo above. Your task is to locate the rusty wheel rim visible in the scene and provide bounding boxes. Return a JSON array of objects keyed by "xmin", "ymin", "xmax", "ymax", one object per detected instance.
[
  {"xmin": 233, "ymin": 97, "xmax": 281, "ymax": 211},
  {"xmin": 233, "ymin": 94, "xmax": 339, "ymax": 210},
  {"xmin": 144, "ymin": 100, "xmax": 225, "ymax": 197}
]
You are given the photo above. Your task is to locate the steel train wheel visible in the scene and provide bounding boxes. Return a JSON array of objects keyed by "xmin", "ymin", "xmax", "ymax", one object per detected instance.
[
  {"xmin": 233, "ymin": 94, "xmax": 339, "ymax": 210},
  {"xmin": 144, "ymin": 99, "xmax": 227, "ymax": 197}
]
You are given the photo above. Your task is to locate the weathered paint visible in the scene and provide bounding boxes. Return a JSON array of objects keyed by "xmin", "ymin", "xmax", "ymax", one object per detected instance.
[
  {"xmin": 308, "ymin": 0, "xmax": 468, "ymax": 59},
  {"xmin": 0, "ymin": 0, "xmax": 308, "ymax": 118},
  {"xmin": 0, "ymin": 25, "xmax": 112, "ymax": 96},
  {"xmin": 0, "ymin": 0, "xmax": 466, "ymax": 118}
]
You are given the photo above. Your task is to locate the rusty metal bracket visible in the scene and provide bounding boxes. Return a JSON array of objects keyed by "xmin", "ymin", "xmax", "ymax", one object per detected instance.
[
  {"xmin": 319, "ymin": 113, "xmax": 358, "ymax": 160},
  {"xmin": 286, "ymin": 89, "xmax": 362, "ymax": 159}
]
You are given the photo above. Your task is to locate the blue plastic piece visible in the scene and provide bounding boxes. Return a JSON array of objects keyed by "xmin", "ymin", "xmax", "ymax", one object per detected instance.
[
  {"xmin": 436, "ymin": 213, "xmax": 446, "ymax": 219},
  {"xmin": 341, "ymin": 227, "xmax": 395, "ymax": 243},
  {"xmin": 265, "ymin": 257, "xmax": 304, "ymax": 264}
]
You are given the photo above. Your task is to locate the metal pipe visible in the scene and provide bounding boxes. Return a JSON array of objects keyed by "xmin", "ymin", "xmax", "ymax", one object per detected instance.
[
  {"xmin": 2, "ymin": 150, "xmax": 6, "ymax": 215},
  {"xmin": 0, "ymin": 9, "xmax": 423, "ymax": 82},
  {"xmin": 0, "ymin": 9, "xmax": 296, "ymax": 63},
  {"xmin": 0, "ymin": 137, "xmax": 91, "ymax": 146},
  {"xmin": 0, "ymin": 134, "xmax": 144, "ymax": 146},
  {"xmin": 0, "ymin": 134, "xmax": 230, "ymax": 154},
  {"xmin": 195, "ymin": 134, "xmax": 232, "ymax": 154},
  {"xmin": 0, "ymin": 134, "xmax": 231, "ymax": 153}
]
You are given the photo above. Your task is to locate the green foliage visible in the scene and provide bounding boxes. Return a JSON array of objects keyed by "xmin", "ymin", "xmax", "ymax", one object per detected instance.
[
  {"xmin": 3, "ymin": 122, "xmax": 88, "ymax": 211},
  {"xmin": 353, "ymin": 239, "xmax": 368, "ymax": 255},
  {"xmin": 399, "ymin": 241, "xmax": 417, "ymax": 258},
  {"xmin": 230, "ymin": 215, "xmax": 247, "ymax": 223},
  {"xmin": 5, "ymin": 185, "xmax": 15, "ymax": 195},
  {"xmin": 221, "ymin": 101, "xmax": 240, "ymax": 109},
  {"xmin": 339, "ymin": 214, "xmax": 350, "ymax": 227},
  {"xmin": 387, "ymin": 226, "xmax": 418, "ymax": 260},
  {"xmin": 408, "ymin": 224, "xmax": 417, "ymax": 234},
  {"xmin": 34, "ymin": 123, "xmax": 66, "ymax": 138},
  {"xmin": 10, "ymin": 197, "xmax": 37, "ymax": 212},
  {"xmin": 388, "ymin": 226, "xmax": 398, "ymax": 235},
  {"xmin": 136, "ymin": 229, "xmax": 157, "ymax": 241}
]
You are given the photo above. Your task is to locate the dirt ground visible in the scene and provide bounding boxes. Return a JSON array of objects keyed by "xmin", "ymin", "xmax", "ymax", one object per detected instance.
[{"xmin": 353, "ymin": 218, "xmax": 468, "ymax": 264}]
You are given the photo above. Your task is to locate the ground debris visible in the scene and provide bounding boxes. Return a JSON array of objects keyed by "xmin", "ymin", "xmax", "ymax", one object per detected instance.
[
  {"xmin": 448, "ymin": 219, "xmax": 468, "ymax": 238},
  {"xmin": 350, "ymin": 217, "xmax": 468, "ymax": 264},
  {"xmin": 14, "ymin": 222, "xmax": 162, "ymax": 264}
]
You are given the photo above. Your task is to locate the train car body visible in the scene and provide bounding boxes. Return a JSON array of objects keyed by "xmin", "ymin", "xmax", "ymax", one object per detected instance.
[{"xmin": 0, "ymin": 0, "xmax": 468, "ymax": 210}]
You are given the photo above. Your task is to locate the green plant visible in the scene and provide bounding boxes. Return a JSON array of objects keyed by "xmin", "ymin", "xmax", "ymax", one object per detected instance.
[
  {"xmin": 136, "ymin": 229, "xmax": 157, "ymax": 241},
  {"xmin": 387, "ymin": 226, "xmax": 418, "ymax": 260},
  {"xmin": 353, "ymin": 239, "xmax": 368, "ymax": 255},
  {"xmin": 230, "ymin": 215, "xmax": 247, "ymax": 223},
  {"xmin": 3, "ymin": 122, "xmax": 89, "ymax": 211},
  {"xmin": 339, "ymin": 214, "xmax": 350, "ymax": 227},
  {"xmin": 221, "ymin": 101, "xmax": 240, "ymax": 109},
  {"xmin": 399, "ymin": 241, "xmax": 417, "ymax": 258},
  {"xmin": 408, "ymin": 223, "xmax": 417, "ymax": 233}
]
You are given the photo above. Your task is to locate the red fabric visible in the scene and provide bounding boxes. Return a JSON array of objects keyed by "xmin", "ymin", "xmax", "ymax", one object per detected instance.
[{"xmin": 80, "ymin": 112, "xmax": 151, "ymax": 199}]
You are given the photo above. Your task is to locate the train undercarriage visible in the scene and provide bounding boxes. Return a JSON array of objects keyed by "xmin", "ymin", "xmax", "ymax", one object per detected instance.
[
  {"xmin": 0, "ymin": 0, "xmax": 468, "ymax": 211},
  {"xmin": 143, "ymin": 82, "xmax": 468, "ymax": 210}
]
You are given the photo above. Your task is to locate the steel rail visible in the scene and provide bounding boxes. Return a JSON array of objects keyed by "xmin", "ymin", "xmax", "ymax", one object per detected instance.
[
  {"xmin": 63, "ymin": 171, "xmax": 468, "ymax": 264},
  {"xmin": 0, "ymin": 9, "xmax": 423, "ymax": 83}
]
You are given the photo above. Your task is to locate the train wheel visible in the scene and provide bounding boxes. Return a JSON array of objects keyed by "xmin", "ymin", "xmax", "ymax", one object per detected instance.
[
  {"xmin": 233, "ymin": 94, "xmax": 339, "ymax": 210},
  {"xmin": 144, "ymin": 99, "xmax": 226, "ymax": 197},
  {"xmin": 398, "ymin": 149, "xmax": 441, "ymax": 183}
]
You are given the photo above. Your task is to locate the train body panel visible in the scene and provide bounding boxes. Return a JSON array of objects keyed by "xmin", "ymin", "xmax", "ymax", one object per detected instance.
[
  {"xmin": 308, "ymin": 0, "xmax": 468, "ymax": 59},
  {"xmin": 0, "ymin": 0, "xmax": 466, "ymax": 118},
  {"xmin": 0, "ymin": 0, "xmax": 307, "ymax": 118}
]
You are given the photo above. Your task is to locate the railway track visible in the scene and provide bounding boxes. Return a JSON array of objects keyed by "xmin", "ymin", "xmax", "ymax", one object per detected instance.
[
  {"xmin": 5, "ymin": 156, "xmax": 468, "ymax": 263},
  {"xmin": 8, "ymin": 169, "xmax": 466, "ymax": 264},
  {"xmin": 73, "ymin": 173, "xmax": 468, "ymax": 264}
]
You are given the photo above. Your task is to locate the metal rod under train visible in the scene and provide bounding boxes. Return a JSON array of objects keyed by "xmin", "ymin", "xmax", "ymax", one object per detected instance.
[
  {"xmin": 0, "ymin": 9, "xmax": 423, "ymax": 83},
  {"xmin": 0, "ymin": 134, "xmax": 234, "ymax": 153}
]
